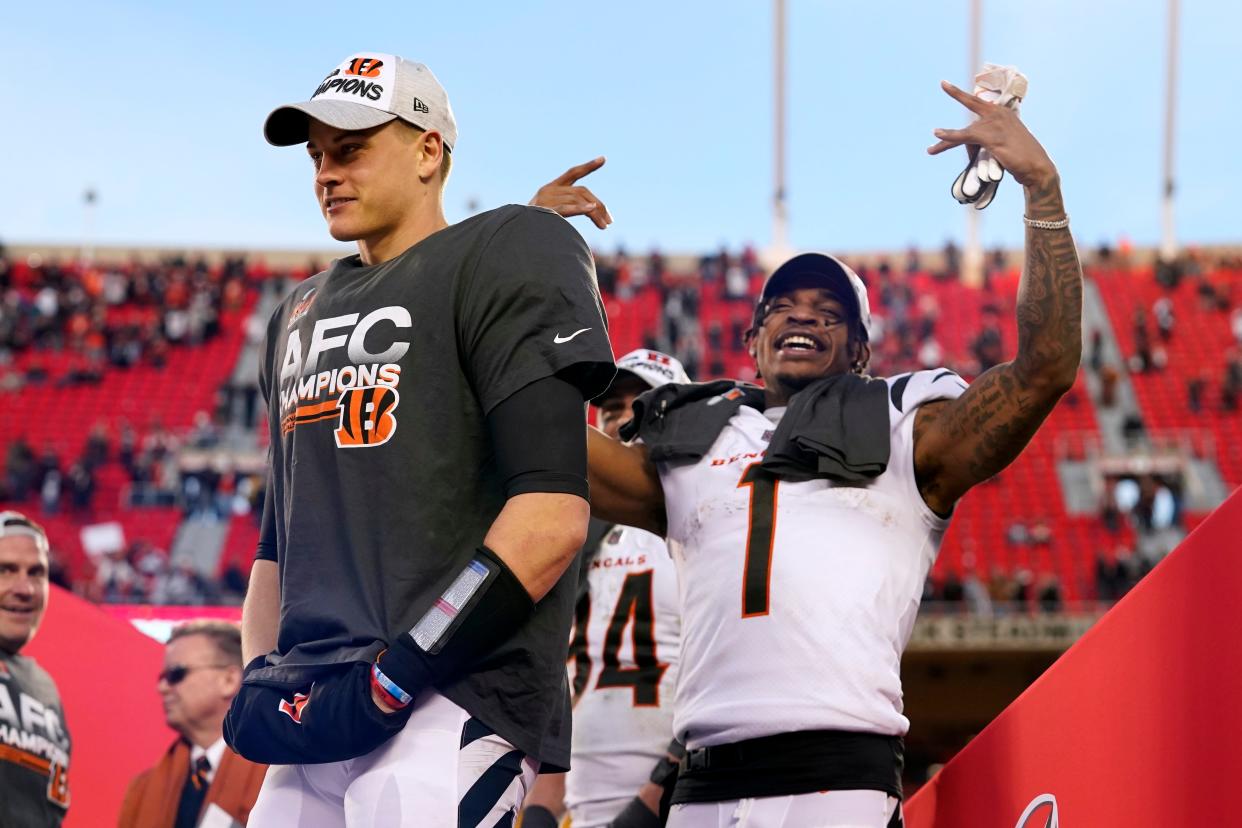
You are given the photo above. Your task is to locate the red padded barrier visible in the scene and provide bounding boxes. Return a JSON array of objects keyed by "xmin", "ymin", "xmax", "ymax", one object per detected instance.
[
  {"xmin": 904, "ymin": 486, "xmax": 1242, "ymax": 826},
  {"xmin": 22, "ymin": 587, "xmax": 173, "ymax": 826}
]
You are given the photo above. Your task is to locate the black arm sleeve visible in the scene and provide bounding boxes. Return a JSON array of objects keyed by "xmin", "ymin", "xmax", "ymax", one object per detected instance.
[
  {"xmin": 486, "ymin": 373, "xmax": 589, "ymax": 501},
  {"xmin": 254, "ymin": 482, "xmax": 277, "ymax": 562}
]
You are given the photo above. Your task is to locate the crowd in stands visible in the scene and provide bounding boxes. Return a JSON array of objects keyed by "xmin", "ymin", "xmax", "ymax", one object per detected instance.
[
  {"xmin": 3, "ymin": 413, "xmax": 266, "ymax": 604},
  {"xmin": 1082, "ymin": 247, "xmax": 1242, "ymax": 581},
  {"xmin": 1095, "ymin": 248, "xmax": 1242, "ymax": 413},
  {"xmin": 0, "ymin": 242, "xmax": 289, "ymax": 604},
  {"xmin": 923, "ymin": 563, "xmax": 1067, "ymax": 616},
  {"xmin": 1, "ymin": 239, "xmax": 1238, "ymax": 613},
  {"xmin": 594, "ymin": 241, "xmax": 1024, "ymax": 385},
  {"xmin": 89, "ymin": 540, "xmax": 228, "ymax": 605},
  {"xmin": 4, "ymin": 420, "xmax": 174, "ymax": 511},
  {"xmin": 0, "ymin": 251, "xmax": 258, "ymax": 391}
]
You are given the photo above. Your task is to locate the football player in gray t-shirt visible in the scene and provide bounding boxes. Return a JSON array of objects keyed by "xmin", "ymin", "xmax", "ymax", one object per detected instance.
[
  {"xmin": 0, "ymin": 511, "xmax": 71, "ymax": 827},
  {"xmin": 228, "ymin": 53, "xmax": 615, "ymax": 827}
]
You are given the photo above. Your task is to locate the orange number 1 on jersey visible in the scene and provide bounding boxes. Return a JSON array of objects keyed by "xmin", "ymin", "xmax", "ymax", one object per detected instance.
[{"xmin": 738, "ymin": 463, "xmax": 779, "ymax": 617}]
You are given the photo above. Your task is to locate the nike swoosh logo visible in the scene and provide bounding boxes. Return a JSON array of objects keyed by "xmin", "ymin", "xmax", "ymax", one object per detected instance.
[{"xmin": 553, "ymin": 328, "xmax": 592, "ymax": 344}]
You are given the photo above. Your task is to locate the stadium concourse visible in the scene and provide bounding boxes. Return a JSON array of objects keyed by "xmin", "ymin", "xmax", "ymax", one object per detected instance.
[{"xmin": 1, "ymin": 240, "xmax": 1239, "ymax": 807}]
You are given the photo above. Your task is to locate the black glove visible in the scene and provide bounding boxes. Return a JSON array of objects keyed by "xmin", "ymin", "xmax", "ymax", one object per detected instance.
[
  {"xmin": 521, "ymin": 805, "xmax": 560, "ymax": 828},
  {"xmin": 606, "ymin": 797, "xmax": 661, "ymax": 828}
]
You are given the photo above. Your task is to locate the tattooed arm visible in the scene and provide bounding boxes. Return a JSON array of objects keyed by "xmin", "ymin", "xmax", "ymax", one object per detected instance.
[{"xmin": 914, "ymin": 82, "xmax": 1083, "ymax": 515}]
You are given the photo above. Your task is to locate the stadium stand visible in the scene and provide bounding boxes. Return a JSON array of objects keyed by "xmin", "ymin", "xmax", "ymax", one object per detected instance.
[
  {"xmin": 1094, "ymin": 262, "xmax": 1242, "ymax": 486},
  {"xmin": 0, "ymin": 253, "xmax": 273, "ymax": 589},
  {"xmin": 1, "ymin": 244, "xmax": 1237, "ymax": 612}
]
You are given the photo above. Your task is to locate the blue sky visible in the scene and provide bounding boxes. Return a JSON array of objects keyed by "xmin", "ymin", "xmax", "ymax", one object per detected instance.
[{"xmin": 5, "ymin": 0, "xmax": 1240, "ymax": 256}]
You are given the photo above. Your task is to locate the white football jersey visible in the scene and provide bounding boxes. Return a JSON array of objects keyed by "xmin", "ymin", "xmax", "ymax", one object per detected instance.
[
  {"xmin": 565, "ymin": 526, "xmax": 681, "ymax": 828},
  {"xmin": 659, "ymin": 369, "xmax": 967, "ymax": 750}
]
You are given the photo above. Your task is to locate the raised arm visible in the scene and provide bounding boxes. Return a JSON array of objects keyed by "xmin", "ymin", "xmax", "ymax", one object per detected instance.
[
  {"xmin": 588, "ymin": 426, "xmax": 667, "ymax": 536},
  {"xmin": 915, "ymin": 81, "xmax": 1083, "ymax": 515}
]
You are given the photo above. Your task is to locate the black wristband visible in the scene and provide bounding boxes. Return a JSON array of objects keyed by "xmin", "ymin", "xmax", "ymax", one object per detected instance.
[
  {"xmin": 377, "ymin": 545, "xmax": 535, "ymax": 697},
  {"xmin": 521, "ymin": 805, "xmax": 560, "ymax": 828},
  {"xmin": 607, "ymin": 797, "xmax": 661, "ymax": 828}
]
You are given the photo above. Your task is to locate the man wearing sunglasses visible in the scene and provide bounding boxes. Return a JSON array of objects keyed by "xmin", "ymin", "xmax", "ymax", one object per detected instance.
[
  {"xmin": 120, "ymin": 621, "xmax": 266, "ymax": 827},
  {"xmin": 0, "ymin": 510, "xmax": 71, "ymax": 827}
]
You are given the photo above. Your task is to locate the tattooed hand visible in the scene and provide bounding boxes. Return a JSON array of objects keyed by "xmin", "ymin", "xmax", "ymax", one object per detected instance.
[{"xmin": 926, "ymin": 80, "xmax": 1058, "ymax": 193}]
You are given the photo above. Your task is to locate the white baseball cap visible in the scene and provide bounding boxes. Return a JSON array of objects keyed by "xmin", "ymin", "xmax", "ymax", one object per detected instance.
[
  {"xmin": 601, "ymin": 349, "xmax": 691, "ymax": 401},
  {"xmin": 264, "ymin": 52, "xmax": 457, "ymax": 151},
  {"xmin": 0, "ymin": 511, "xmax": 49, "ymax": 554}
]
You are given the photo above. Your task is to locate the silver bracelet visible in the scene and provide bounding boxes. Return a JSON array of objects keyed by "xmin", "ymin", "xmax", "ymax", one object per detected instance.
[{"xmin": 1023, "ymin": 214, "xmax": 1070, "ymax": 230}]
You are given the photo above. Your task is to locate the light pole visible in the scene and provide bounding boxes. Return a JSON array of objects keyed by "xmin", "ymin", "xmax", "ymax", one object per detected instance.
[
  {"xmin": 769, "ymin": 0, "xmax": 791, "ymax": 266},
  {"xmin": 1160, "ymin": 0, "xmax": 1180, "ymax": 263},
  {"xmin": 81, "ymin": 187, "xmax": 98, "ymax": 266},
  {"xmin": 961, "ymin": 0, "xmax": 984, "ymax": 287}
]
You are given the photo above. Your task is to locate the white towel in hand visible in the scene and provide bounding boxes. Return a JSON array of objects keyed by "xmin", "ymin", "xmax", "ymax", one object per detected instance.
[{"xmin": 951, "ymin": 63, "xmax": 1028, "ymax": 210}]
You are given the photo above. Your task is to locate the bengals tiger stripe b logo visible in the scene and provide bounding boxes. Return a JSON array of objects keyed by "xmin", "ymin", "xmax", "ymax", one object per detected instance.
[
  {"xmin": 278, "ymin": 691, "xmax": 310, "ymax": 724},
  {"xmin": 335, "ymin": 386, "xmax": 400, "ymax": 447},
  {"xmin": 345, "ymin": 57, "xmax": 384, "ymax": 77},
  {"xmin": 46, "ymin": 761, "xmax": 70, "ymax": 808}
]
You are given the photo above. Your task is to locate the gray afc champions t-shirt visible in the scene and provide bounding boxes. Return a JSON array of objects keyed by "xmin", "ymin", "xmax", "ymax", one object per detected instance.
[
  {"xmin": 254, "ymin": 205, "xmax": 615, "ymax": 769},
  {"xmin": 0, "ymin": 652, "xmax": 71, "ymax": 826}
]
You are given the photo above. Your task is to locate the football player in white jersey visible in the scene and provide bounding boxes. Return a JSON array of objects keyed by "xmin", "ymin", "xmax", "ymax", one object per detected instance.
[
  {"xmin": 522, "ymin": 349, "xmax": 690, "ymax": 828},
  {"xmin": 584, "ymin": 82, "xmax": 1082, "ymax": 827}
]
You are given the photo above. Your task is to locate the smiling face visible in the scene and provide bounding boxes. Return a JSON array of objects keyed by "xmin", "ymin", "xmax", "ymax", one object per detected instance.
[
  {"xmin": 0, "ymin": 535, "xmax": 48, "ymax": 655},
  {"xmin": 306, "ymin": 119, "xmax": 446, "ymax": 255},
  {"xmin": 748, "ymin": 286, "xmax": 869, "ymax": 406},
  {"xmin": 596, "ymin": 375, "xmax": 651, "ymax": 440}
]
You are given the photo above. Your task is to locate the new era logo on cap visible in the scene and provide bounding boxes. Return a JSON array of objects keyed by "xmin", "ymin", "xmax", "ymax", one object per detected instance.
[{"xmin": 264, "ymin": 52, "xmax": 458, "ymax": 150}]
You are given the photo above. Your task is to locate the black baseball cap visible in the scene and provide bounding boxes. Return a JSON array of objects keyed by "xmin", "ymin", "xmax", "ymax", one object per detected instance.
[{"xmin": 754, "ymin": 253, "xmax": 873, "ymax": 340}]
